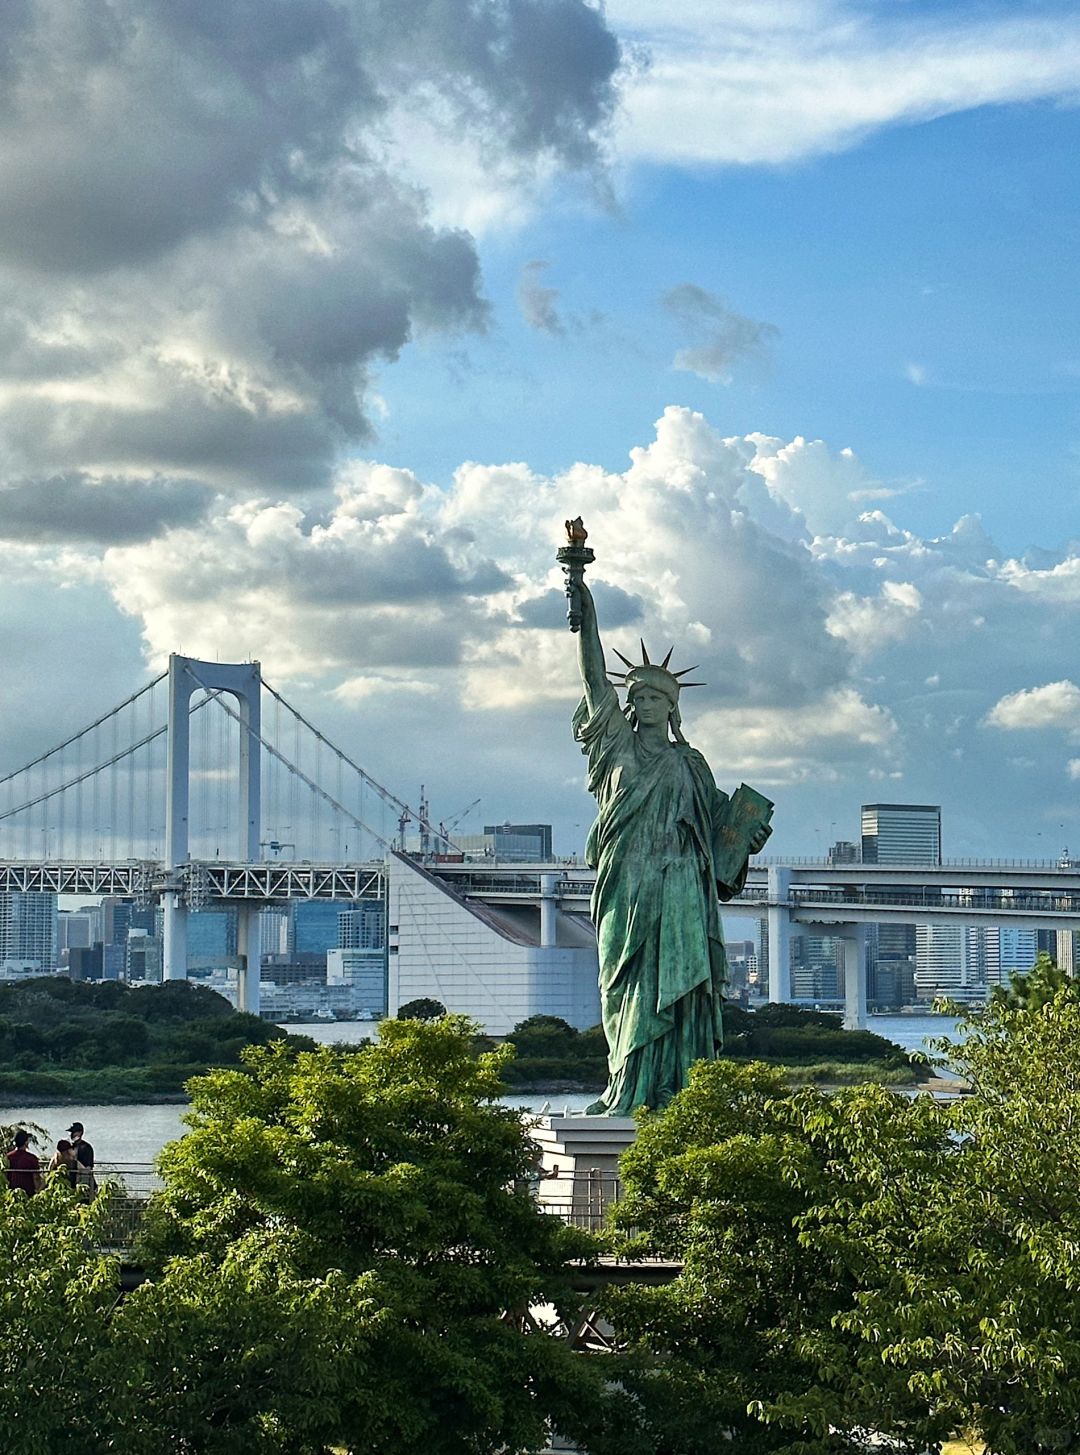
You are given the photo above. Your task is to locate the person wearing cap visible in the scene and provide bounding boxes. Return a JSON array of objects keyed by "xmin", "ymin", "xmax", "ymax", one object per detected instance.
[
  {"xmin": 67, "ymin": 1122, "xmax": 95, "ymax": 1192},
  {"xmin": 5, "ymin": 1129, "xmax": 42, "ymax": 1195}
]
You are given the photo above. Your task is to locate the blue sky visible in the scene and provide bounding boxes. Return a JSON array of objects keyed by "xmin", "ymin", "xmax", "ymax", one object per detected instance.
[
  {"xmin": 2, "ymin": 0, "xmax": 1080, "ymax": 861},
  {"xmin": 381, "ymin": 95, "xmax": 1080, "ymax": 550}
]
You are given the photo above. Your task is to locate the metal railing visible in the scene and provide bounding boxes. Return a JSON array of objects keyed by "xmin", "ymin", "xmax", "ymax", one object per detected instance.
[
  {"xmin": 787, "ymin": 886, "xmax": 1080, "ymax": 912},
  {"xmin": 14, "ymin": 1164, "xmax": 621, "ymax": 1250},
  {"xmin": 534, "ymin": 1170, "xmax": 622, "ymax": 1233}
]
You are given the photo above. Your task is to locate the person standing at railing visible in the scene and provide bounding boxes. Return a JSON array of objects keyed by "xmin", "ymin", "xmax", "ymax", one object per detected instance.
[
  {"xmin": 5, "ymin": 1129, "xmax": 41, "ymax": 1195},
  {"xmin": 49, "ymin": 1139, "xmax": 79, "ymax": 1189},
  {"xmin": 68, "ymin": 1121, "xmax": 96, "ymax": 1196}
]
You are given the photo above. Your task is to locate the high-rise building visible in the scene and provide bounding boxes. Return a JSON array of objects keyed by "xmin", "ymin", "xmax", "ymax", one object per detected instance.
[
  {"xmin": 289, "ymin": 900, "xmax": 356, "ymax": 956},
  {"xmin": 339, "ymin": 903, "xmax": 385, "ymax": 951},
  {"xmin": 327, "ymin": 947, "xmax": 386, "ymax": 1015},
  {"xmin": 126, "ymin": 928, "xmax": 163, "ymax": 983},
  {"xmin": 100, "ymin": 898, "xmax": 156, "ymax": 947},
  {"xmin": 69, "ymin": 945, "xmax": 103, "ymax": 980},
  {"xmin": 1056, "ymin": 929, "xmax": 1078, "ymax": 974},
  {"xmin": 187, "ymin": 908, "xmax": 238, "ymax": 969},
  {"xmin": 58, "ymin": 909, "xmax": 99, "ymax": 951},
  {"xmin": 998, "ymin": 927, "xmax": 1038, "ymax": 987},
  {"xmin": 916, "ymin": 924, "xmax": 1003, "ymax": 1003},
  {"xmin": 861, "ymin": 804, "xmax": 941, "ymax": 865},
  {"xmin": 791, "ymin": 933, "xmax": 843, "ymax": 1001},
  {"xmin": 259, "ymin": 907, "xmax": 290, "ymax": 956},
  {"xmin": 0, "ymin": 891, "xmax": 57, "ymax": 974},
  {"xmin": 862, "ymin": 804, "xmax": 941, "ymax": 1009}
]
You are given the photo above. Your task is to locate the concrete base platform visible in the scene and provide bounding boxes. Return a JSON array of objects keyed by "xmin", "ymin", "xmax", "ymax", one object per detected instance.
[{"xmin": 529, "ymin": 1115, "xmax": 638, "ymax": 1228}]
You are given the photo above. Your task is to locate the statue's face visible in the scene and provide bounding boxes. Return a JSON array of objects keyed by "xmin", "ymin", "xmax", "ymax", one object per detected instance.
[{"xmin": 631, "ymin": 687, "xmax": 671, "ymax": 728}]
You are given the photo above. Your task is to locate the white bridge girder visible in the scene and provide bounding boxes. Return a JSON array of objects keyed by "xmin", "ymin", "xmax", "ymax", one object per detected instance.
[{"xmin": 0, "ymin": 860, "xmax": 386, "ymax": 903}]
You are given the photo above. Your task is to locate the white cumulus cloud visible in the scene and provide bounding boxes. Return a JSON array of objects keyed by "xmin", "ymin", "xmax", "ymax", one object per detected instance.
[{"xmin": 986, "ymin": 681, "xmax": 1080, "ymax": 733}]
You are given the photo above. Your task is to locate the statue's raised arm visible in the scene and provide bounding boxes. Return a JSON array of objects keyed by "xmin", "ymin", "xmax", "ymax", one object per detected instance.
[
  {"xmin": 557, "ymin": 517, "xmax": 608, "ymax": 715},
  {"xmin": 558, "ymin": 518, "xmax": 774, "ymax": 1118}
]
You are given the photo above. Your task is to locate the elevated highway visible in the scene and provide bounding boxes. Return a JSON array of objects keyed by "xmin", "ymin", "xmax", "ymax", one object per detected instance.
[
  {"xmin": 6, "ymin": 853, "xmax": 1078, "ymax": 1028},
  {"xmin": 431, "ymin": 857, "xmax": 1080, "ymax": 1027}
]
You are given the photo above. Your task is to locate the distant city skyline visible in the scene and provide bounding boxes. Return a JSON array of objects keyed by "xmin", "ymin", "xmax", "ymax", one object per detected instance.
[{"xmin": 2, "ymin": 2, "xmax": 1080, "ymax": 861}]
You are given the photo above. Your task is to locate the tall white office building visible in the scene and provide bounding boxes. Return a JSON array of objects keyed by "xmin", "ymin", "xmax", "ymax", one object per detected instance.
[
  {"xmin": 861, "ymin": 804, "xmax": 942, "ymax": 865},
  {"xmin": 914, "ymin": 924, "xmax": 1036, "ymax": 1004},
  {"xmin": 915, "ymin": 924, "xmax": 994, "ymax": 1003},
  {"xmin": 0, "ymin": 891, "xmax": 58, "ymax": 975}
]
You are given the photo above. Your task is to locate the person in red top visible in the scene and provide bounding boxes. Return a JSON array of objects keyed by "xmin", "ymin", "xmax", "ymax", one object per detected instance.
[{"xmin": 5, "ymin": 1130, "xmax": 41, "ymax": 1195}]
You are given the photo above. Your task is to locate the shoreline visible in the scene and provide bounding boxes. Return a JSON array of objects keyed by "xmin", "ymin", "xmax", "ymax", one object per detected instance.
[
  {"xmin": 0, "ymin": 1091, "xmax": 192, "ymax": 1109},
  {"xmin": 1, "ymin": 1061, "xmax": 935, "ymax": 1108}
]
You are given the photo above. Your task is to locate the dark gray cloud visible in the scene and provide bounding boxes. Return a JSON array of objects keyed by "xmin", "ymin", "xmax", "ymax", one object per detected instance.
[
  {"xmin": 0, "ymin": 474, "xmax": 215, "ymax": 543},
  {"xmin": 517, "ymin": 261, "xmax": 566, "ymax": 335},
  {"xmin": 294, "ymin": 537, "xmax": 512, "ymax": 607},
  {"xmin": 515, "ymin": 581, "xmax": 643, "ymax": 628},
  {"xmin": 0, "ymin": 0, "xmax": 618, "ymax": 277},
  {"xmin": 662, "ymin": 283, "xmax": 778, "ymax": 383},
  {"xmin": 0, "ymin": 0, "xmax": 621, "ymax": 530}
]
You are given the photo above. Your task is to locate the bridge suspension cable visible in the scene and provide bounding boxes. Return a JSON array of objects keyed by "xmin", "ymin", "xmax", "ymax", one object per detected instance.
[
  {"xmin": 185, "ymin": 668, "xmax": 396, "ymax": 854},
  {"xmin": 260, "ymin": 679, "xmax": 415, "ymax": 823},
  {"xmin": 0, "ymin": 688, "xmax": 215, "ymax": 848},
  {"xmin": 0, "ymin": 672, "xmax": 167, "ymax": 788}
]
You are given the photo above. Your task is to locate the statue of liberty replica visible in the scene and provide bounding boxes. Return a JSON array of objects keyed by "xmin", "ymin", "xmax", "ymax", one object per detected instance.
[{"xmin": 559, "ymin": 520, "xmax": 774, "ymax": 1116}]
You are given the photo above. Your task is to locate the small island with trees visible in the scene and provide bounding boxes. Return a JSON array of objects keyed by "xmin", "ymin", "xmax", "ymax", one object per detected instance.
[
  {"xmin": 494, "ymin": 1003, "xmax": 922, "ymax": 1092},
  {"xmin": 0, "ymin": 977, "xmax": 315, "ymax": 1104},
  {"xmin": 0, "ymin": 979, "xmax": 922, "ymax": 1106}
]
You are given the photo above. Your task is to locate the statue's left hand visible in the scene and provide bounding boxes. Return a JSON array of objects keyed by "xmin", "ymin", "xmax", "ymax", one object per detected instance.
[{"xmin": 749, "ymin": 823, "xmax": 771, "ymax": 854}]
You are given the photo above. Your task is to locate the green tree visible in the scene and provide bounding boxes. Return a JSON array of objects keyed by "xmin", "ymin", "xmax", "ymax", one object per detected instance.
[
  {"xmin": 594, "ymin": 1058, "xmax": 953, "ymax": 1453},
  {"xmin": 508, "ymin": 1014, "xmax": 580, "ymax": 1056},
  {"xmin": 396, "ymin": 996, "xmax": 447, "ymax": 1020},
  {"xmin": 0, "ymin": 1167, "xmax": 386, "ymax": 1454},
  {"xmin": 0, "ymin": 1181, "xmax": 132, "ymax": 1455},
  {"xmin": 989, "ymin": 949, "xmax": 1078, "ymax": 1010},
  {"xmin": 804, "ymin": 989, "xmax": 1080, "ymax": 1453},
  {"xmin": 138, "ymin": 1016, "xmax": 603, "ymax": 1453}
]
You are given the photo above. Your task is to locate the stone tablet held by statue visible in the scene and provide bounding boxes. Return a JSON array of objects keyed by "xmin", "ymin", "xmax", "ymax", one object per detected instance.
[{"xmin": 559, "ymin": 520, "xmax": 773, "ymax": 1115}]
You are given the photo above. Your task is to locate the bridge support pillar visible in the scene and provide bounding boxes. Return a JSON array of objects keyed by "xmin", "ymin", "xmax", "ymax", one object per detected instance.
[
  {"xmin": 163, "ymin": 654, "xmax": 262, "ymax": 986},
  {"xmin": 539, "ymin": 873, "xmax": 558, "ymax": 948},
  {"xmin": 766, "ymin": 866, "xmax": 793, "ymax": 1002},
  {"xmin": 237, "ymin": 904, "xmax": 261, "ymax": 1016},
  {"xmin": 840, "ymin": 926, "xmax": 867, "ymax": 1030},
  {"xmin": 163, "ymin": 897, "xmax": 187, "ymax": 982}
]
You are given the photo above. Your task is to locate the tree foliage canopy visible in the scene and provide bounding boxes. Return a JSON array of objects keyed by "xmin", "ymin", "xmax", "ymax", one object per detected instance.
[
  {"xmin": 0, "ymin": 976, "xmax": 305, "ymax": 1101},
  {"xmin": 136, "ymin": 1015, "xmax": 602, "ymax": 1453},
  {"xmin": 395, "ymin": 996, "xmax": 447, "ymax": 1020},
  {"xmin": 7, "ymin": 985, "xmax": 1080, "ymax": 1453},
  {"xmin": 596, "ymin": 985, "xmax": 1080, "ymax": 1455}
]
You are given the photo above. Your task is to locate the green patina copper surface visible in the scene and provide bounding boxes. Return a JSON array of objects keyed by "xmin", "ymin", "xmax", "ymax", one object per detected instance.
[{"xmin": 561, "ymin": 526, "xmax": 772, "ymax": 1115}]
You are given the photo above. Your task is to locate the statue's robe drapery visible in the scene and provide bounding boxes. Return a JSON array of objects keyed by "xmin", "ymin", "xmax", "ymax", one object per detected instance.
[{"xmin": 574, "ymin": 684, "xmax": 755, "ymax": 1116}]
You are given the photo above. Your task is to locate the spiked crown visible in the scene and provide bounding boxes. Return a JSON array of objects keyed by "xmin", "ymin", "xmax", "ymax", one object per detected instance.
[{"xmin": 607, "ymin": 640, "xmax": 704, "ymax": 708}]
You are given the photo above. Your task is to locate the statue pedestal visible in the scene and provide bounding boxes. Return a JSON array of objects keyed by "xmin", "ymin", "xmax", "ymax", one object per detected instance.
[{"xmin": 529, "ymin": 1115, "xmax": 637, "ymax": 1228}]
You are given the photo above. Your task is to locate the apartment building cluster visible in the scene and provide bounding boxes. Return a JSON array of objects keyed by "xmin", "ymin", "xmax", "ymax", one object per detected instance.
[{"xmin": 761, "ymin": 804, "xmax": 1063, "ymax": 1010}]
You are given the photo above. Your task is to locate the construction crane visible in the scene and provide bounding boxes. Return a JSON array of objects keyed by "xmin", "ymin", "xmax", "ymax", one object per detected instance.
[{"xmin": 437, "ymin": 797, "xmax": 481, "ymax": 854}]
